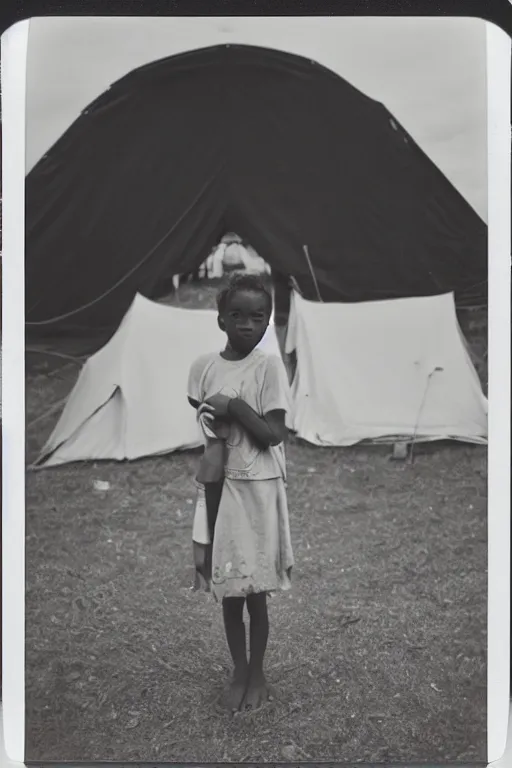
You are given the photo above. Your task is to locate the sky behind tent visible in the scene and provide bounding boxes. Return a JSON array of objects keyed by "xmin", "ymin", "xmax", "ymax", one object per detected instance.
[{"xmin": 25, "ymin": 16, "xmax": 487, "ymax": 221}]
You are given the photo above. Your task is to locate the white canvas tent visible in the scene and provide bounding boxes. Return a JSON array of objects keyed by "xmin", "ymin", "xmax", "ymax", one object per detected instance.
[
  {"xmin": 36, "ymin": 294, "xmax": 283, "ymax": 467},
  {"xmin": 35, "ymin": 290, "xmax": 487, "ymax": 468},
  {"xmin": 286, "ymin": 291, "xmax": 487, "ymax": 446}
]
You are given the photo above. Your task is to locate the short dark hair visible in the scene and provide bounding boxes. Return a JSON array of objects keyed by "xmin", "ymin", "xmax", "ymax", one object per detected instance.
[{"xmin": 217, "ymin": 273, "xmax": 273, "ymax": 316}]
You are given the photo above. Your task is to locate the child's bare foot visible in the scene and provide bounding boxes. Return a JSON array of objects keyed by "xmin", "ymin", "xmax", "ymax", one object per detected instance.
[
  {"xmin": 226, "ymin": 671, "xmax": 248, "ymax": 712},
  {"xmin": 242, "ymin": 672, "xmax": 270, "ymax": 711}
]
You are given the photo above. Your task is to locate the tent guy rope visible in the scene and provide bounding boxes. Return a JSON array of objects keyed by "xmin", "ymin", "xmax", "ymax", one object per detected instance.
[{"xmin": 26, "ymin": 396, "xmax": 69, "ymax": 431}]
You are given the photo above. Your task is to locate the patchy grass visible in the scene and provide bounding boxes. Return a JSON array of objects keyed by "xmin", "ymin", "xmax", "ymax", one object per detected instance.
[{"xmin": 24, "ymin": 290, "xmax": 487, "ymax": 763}]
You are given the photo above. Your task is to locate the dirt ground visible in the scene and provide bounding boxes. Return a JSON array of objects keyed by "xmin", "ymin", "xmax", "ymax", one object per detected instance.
[{"xmin": 24, "ymin": 284, "xmax": 487, "ymax": 763}]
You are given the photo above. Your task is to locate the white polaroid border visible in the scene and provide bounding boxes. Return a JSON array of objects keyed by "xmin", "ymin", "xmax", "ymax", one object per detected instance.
[
  {"xmin": 2, "ymin": 18, "xmax": 29, "ymax": 765},
  {"xmin": 486, "ymin": 20, "xmax": 511, "ymax": 765},
  {"xmin": 1, "ymin": 15, "xmax": 510, "ymax": 765}
]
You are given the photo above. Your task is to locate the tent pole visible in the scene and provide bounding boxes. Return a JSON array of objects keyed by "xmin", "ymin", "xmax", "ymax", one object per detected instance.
[
  {"xmin": 303, "ymin": 245, "xmax": 323, "ymax": 303},
  {"xmin": 409, "ymin": 366, "xmax": 444, "ymax": 464}
]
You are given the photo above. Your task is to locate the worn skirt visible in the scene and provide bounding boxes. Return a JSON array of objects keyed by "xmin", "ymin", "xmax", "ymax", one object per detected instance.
[{"xmin": 193, "ymin": 476, "xmax": 294, "ymax": 601}]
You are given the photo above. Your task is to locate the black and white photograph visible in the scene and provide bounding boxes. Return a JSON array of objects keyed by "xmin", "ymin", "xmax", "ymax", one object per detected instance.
[{"xmin": 23, "ymin": 15, "xmax": 489, "ymax": 763}]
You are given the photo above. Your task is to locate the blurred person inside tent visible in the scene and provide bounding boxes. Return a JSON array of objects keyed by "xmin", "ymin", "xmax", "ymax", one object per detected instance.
[
  {"xmin": 175, "ymin": 234, "xmax": 271, "ymax": 288},
  {"xmin": 205, "ymin": 233, "xmax": 271, "ymax": 279}
]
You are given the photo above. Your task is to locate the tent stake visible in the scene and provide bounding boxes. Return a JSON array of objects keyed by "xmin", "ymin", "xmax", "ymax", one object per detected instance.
[{"xmin": 391, "ymin": 442, "xmax": 410, "ymax": 461}]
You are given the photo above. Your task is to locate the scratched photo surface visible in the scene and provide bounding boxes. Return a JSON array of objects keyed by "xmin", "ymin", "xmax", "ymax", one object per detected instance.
[{"xmin": 24, "ymin": 16, "xmax": 488, "ymax": 763}]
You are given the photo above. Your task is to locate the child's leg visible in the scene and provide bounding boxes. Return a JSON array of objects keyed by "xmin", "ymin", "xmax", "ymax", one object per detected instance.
[
  {"xmin": 222, "ymin": 596, "xmax": 248, "ymax": 710},
  {"xmin": 243, "ymin": 591, "xmax": 270, "ymax": 710}
]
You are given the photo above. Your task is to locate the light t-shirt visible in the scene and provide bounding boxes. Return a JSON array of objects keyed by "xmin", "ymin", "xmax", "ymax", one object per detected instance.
[{"xmin": 187, "ymin": 349, "xmax": 291, "ymax": 481}]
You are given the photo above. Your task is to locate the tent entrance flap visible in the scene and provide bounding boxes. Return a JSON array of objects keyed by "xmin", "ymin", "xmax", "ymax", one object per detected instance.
[{"xmin": 36, "ymin": 386, "xmax": 125, "ymax": 467}]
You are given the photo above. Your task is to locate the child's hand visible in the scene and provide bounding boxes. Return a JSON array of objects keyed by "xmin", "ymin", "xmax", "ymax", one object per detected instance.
[
  {"xmin": 202, "ymin": 406, "xmax": 230, "ymax": 440},
  {"xmin": 211, "ymin": 419, "xmax": 230, "ymax": 439},
  {"xmin": 204, "ymin": 393, "xmax": 232, "ymax": 420}
]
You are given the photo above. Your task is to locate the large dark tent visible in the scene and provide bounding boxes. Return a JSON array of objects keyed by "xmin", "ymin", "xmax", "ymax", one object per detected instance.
[{"xmin": 25, "ymin": 44, "xmax": 487, "ymax": 337}]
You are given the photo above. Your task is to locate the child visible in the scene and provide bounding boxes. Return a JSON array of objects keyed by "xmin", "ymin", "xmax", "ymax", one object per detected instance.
[{"xmin": 187, "ymin": 273, "xmax": 294, "ymax": 713}]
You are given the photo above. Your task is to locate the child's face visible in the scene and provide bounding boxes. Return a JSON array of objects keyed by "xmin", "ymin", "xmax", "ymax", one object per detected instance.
[{"xmin": 219, "ymin": 289, "xmax": 270, "ymax": 354}]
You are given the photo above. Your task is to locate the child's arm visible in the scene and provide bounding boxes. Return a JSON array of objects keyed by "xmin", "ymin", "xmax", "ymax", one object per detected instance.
[
  {"xmin": 192, "ymin": 396, "xmax": 231, "ymax": 441},
  {"xmin": 203, "ymin": 394, "xmax": 286, "ymax": 449},
  {"xmin": 204, "ymin": 355, "xmax": 290, "ymax": 449},
  {"xmin": 228, "ymin": 400, "xmax": 287, "ymax": 449},
  {"xmin": 187, "ymin": 355, "xmax": 210, "ymax": 410}
]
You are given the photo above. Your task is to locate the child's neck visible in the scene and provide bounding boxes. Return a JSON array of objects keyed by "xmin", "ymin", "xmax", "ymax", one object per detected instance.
[{"xmin": 221, "ymin": 343, "xmax": 254, "ymax": 361}]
